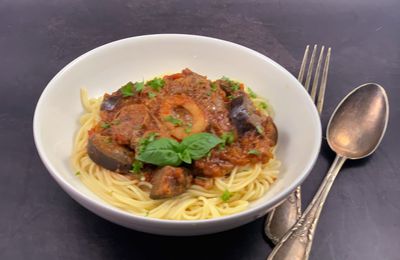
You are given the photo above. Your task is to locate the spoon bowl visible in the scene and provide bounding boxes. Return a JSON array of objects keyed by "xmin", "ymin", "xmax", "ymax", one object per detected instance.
[{"xmin": 327, "ymin": 83, "xmax": 389, "ymax": 159}]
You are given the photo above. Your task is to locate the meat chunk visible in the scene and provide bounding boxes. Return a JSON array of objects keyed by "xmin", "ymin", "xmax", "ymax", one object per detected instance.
[
  {"xmin": 100, "ymin": 83, "xmax": 141, "ymax": 122},
  {"xmin": 159, "ymin": 94, "xmax": 208, "ymax": 139},
  {"xmin": 214, "ymin": 78, "xmax": 242, "ymax": 97},
  {"xmin": 193, "ymin": 177, "xmax": 214, "ymax": 189},
  {"xmin": 194, "ymin": 154, "xmax": 235, "ymax": 177},
  {"xmin": 160, "ymin": 69, "xmax": 233, "ymax": 135},
  {"xmin": 87, "ymin": 133, "xmax": 134, "ymax": 173},
  {"xmin": 263, "ymin": 116, "xmax": 278, "ymax": 146},
  {"xmin": 109, "ymin": 104, "xmax": 149, "ymax": 145},
  {"xmin": 150, "ymin": 166, "xmax": 192, "ymax": 199},
  {"xmin": 229, "ymin": 95, "xmax": 265, "ymax": 135}
]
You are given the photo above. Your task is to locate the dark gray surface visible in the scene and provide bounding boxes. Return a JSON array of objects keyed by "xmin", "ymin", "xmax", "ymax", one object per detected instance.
[{"xmin": 1, "ymin": 0, "xmax": 399, "ymax": 259}]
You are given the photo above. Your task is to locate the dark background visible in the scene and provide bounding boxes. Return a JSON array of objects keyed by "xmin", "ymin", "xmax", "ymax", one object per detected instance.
[{"xmin": 1, "ymin": 0, "xmax": 399, "ymax": 259}]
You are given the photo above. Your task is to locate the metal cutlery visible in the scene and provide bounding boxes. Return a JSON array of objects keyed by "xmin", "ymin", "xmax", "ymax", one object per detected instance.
[
  {"xmin": 267, "ymin": 83, "xmax": 389, "ymax": 260},
  {"xmin": 265, "ymin": 45, "xmax": 332, "ymax": 244}
]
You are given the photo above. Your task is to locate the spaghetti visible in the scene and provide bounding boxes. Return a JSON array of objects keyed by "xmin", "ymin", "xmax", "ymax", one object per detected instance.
[{"xmin": 72, "ymin": 71, "xmax": 280, "ymax": 220}]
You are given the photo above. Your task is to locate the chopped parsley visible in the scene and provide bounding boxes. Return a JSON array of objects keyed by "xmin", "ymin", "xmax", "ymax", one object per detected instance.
[
  {"xmin": 135, "ymin": 81, "xmax": 145, "ymax": 92},
  {"xmin": 147, "ymin": 77, "xmax": 165, "ymax": 91},
  {"xmin": 120, "ymin": 82, "xmax": 134, "ymax": 97},
  {"xmin": 75, "ymin": 171, "xmax": 81, "ymax": 176},
  {"xmin": 230, "ymin": 82, "xmax": 240, "ymax": 92},
  {"xmin": 248, "ymin": 149, "xmax": 261, "ymax": 155},
  {"xmin": 184, "ymin": 123, "xmax": 192, "ymax": 134},
  {"xmin": 259, "ymin": 102, "xmax": 268, "ymax": 110},
  {"xmin": 227, "ymin": 95, "xmax": 234, "ymax": 100},
  {"xmin": 164, "ymin": 115, "xmax": 183, "ymax": 126},
  {"xmin": 148, "ymin": 92, "xmax": 157, "ymax": 99},
  {"xmin": 130, "ymin": 161, "xmax": 143, "ymax": 174},
  {"xmin": 221, "ymin": 190, "xmax": 233, "ymax": 202},
  {"xmin": 220, "ymin": 131, "xmax": 235, "ymax": 149},
  {"xmin": 256, "ymin": 125, "xmax": 264, "ymax": 135},
  {"xmin": 247, "ymin": 87, "xmax": 257, "ymax": 98},
  {"xmin": 138, "ymin": 132, "xmax": 159, "ymax": 153},
  {"xmin": 100, "ymin": 122, "xmax": 110, "ymax": 129},
  {"xmin": 210, "ymin": 82, "xmax": 218, "ymax": 92},
  {"xmin": 221, "ymin": 76, "xmax": 240, "ymax": 92},
  {"xmin": 147, "ymin": 133, "xmax": 158, "ymax": 142},
  {"xmin": 121, "ymin": 81, "xmax": 144, "ymax": 96}
]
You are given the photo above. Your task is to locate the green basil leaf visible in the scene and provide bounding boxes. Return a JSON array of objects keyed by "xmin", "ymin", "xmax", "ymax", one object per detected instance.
[
  {"xmin": 137, "ymin": 138, "xmax": 181, "ymax": 166},
  {"xmin": 181, "ymin": 133, "xmax": 222, "ymax": 160},
  {"xmin": 179, "ymin": 149, "xmax": 192, "ymax": 164}
]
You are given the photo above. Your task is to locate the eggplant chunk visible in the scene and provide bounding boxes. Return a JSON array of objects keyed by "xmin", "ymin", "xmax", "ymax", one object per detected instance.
[
  {"xmin": 87, "ymin": 133, "xmax": 134, "ymax": 173},
  {"xmin": 101, "ymin": 93, "xmax": 122, "ymax": 111},
  {"xmin": 229, "ymin": 95, "xmax": 265, "ymax": 135},
  {"xmin": 150, "ymin": 166, "xmax": 192, "ymax": 199}
]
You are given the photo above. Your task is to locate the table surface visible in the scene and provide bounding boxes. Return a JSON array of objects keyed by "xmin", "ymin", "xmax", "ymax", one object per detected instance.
[{"xmin": 1, "ymin": 0, "xmax": 400, "ymax": 259}]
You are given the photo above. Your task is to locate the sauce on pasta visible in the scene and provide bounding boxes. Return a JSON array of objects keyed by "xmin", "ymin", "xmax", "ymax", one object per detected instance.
[{"xmin": 72, "ymin": 69, "xmax": 280, "ymax": 220}]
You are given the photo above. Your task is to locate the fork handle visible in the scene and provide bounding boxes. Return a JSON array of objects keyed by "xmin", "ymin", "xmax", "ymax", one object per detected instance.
[
  {"xmin": 267, "ymin": 155, "xmax": 347, "ymax": 260},
  {"xmin": 265, "ymin": 187, "xmax": 302, "ymax": 244}
]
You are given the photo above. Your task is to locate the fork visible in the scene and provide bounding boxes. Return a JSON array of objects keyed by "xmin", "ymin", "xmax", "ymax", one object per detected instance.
[{"xmin": 264, "ymin": 45, "xmax": 332, "ymax": 244}]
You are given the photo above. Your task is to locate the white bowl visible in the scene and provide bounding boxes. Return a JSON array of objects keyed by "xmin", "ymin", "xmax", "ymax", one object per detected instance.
[{"xmin": 33, "ymin": 34, "xmax": 321, "ymax": 236}]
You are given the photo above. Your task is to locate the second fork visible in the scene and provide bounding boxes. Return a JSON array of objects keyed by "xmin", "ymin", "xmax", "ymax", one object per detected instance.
[{"xmin": 265, "ymin": 44, "xmax": 332, "ymax": 244}]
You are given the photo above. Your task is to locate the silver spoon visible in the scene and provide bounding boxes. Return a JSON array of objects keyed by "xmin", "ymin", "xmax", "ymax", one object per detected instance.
[{"xmin": 267, "ymin": 83, "xmax": 389, "ymax": 260}]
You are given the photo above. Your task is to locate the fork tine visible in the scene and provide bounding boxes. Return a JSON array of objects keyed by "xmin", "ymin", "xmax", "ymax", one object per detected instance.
[
  {"xmin": 298, "ymin": 45, "xmax": 310, "ymax": 83},
  {"xmin": 310, "ymin": 46, "xmax": 325, "ymax": 103},
  {"xmin": 304, "ymin": 44, "xmax": 318, "ymax": 91},
  {"xmin": 317, "ymin": 47, "xmax": 332, "ymax": 114}
]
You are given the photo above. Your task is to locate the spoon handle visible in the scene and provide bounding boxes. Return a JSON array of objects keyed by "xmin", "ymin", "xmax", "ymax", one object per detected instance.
[{"xmin": 267, "ymin": 155, "xmax": 347, "ymax": 260}]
